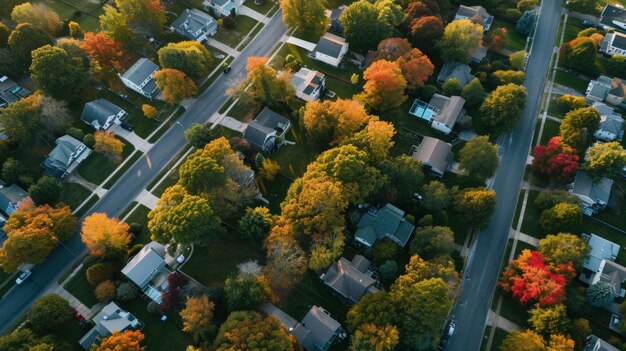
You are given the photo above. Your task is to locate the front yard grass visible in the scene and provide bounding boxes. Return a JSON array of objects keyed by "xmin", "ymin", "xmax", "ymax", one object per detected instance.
[
  {"xmin": 273, "ymin": 44, "xmax": 361, "ymax": 82},
  {"xmin": 213, "ymin": 16, "xmax": 259, "ymax": 48},
  {"xmin": 78, "ymin": 141, "xmax": 136, "ymax": 185},
  {"xmin": 60, "ymin": 183, "xmax": 92, "ymax": 211},
  {"xmin": 491, "ymin": 18, "xmax": 527, "ymax": 52},
  {"xmin": 554, "ymin": 69, "xmax": 589, "ymax": 94},
  {"xmin": 246, "ymin": 0, "xmax": 277, "ymax": 15},
  {"xmin": 123, "ymin": 204, "xmax": 153, "ymax": 245},
  {"xmin": 64, "ymin": 266, "xmax": 99, "ymax": 309},
  {"xmin": 520, "ymin": 190, "xmax": 541, "ymax": 237},
  {"xmin": 562, "ymin": 17, "xmax": 583, "ymax": 43},
  {"xmin": 325, "ymin": 76, "xmax": 360, "ymax": 99},
  {"xmin": 534, "ymin": 118, "xmax": 561, "ymax": 146},
  {"xmin": 272, "ymin": 123, "xmax": 317, "ymax": 179},
  {"xmin": 258, "ymin": 174, "xmax": 293, "ymax": 214},
  {"xmin": 494, "ymin": 292, "xmax": 529, "ymax": 328}
]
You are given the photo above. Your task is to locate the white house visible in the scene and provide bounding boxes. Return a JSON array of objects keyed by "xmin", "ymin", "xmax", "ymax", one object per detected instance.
[
  {"xmin": 600, "ymin": 31, "xmax": 626, "ymax": 56},
  {"xmin": 291, "ymin": 68, "xmax": 325, "ymax": 102},
  {"xmin": 170, "ymin": 8, "xmax": 218, "ymax": 42},
  {"xmin": 430, "ymin": 94, "xmax": 466, "ymax": 134},
  {"xmin": 80, "ymin": 98, "xmax": 127, "ymax": 130},
  {"xmin": 310, "ymin": 33, "xmax": 349, "ymax": 68},
  {"xmin": 121, "ymin": 241, "xmax": 169, "ymax": 303},
  {"xmin": 119, "ymin": 58, "xmax": 160, "ymax": 99},
  {"xmin": 593, "ymin": 102, "xmax": 625, "ymax": 142},
  {"xmin": 203, "ymin": 0, "xmax": 244, "ymax": 17}
]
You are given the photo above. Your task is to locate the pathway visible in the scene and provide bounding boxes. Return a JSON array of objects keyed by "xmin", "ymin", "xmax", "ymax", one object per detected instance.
[
  {"xmin": 135, "ymin": 189, "xmax": 159, "ymax": 210},
  {"xmin": 111, "ymin": 126, "xmax": 153, "ymax": 153},
  {"xmin": 285, "ymin": 36, "xmax": 317, "ymax": 51},
  {"xmin": 51, "ymin": 263, "xmax": 105, "ymax": 319},
  {"xmin": 66, "ymin": 173, "xmax": 98, "ymax": 192},
  {"xmin": 508, "ymin": 229, "xmax": 540, "ymax": 247},
  {"xmin": 486, "ymin": 310, "xmax": 522, "ymax": 332},
  {"xmin": 551, "ymin": 83, "xmax": 584, "ymax": 96},
  {"xmin": 239, "ymin": 5, "xmax": 270, "ymax": 24},
  {"xmin": 220, "ymin": 117, "xmax": 247, "ymax": 133},
  {"xmin": 206, "ymin": 38, "xmax": 240, "ymax": 58}
]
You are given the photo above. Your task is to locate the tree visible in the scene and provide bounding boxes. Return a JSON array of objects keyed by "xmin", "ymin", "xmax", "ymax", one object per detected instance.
[
  {"xmin": 350, "ymin": 323, "xmax": 399, "ymax": 351},
  {"xmin": 340, "ymin": 0, "xmax": 392, "ymax": 52},
  {"xmin": 379, "ymin": 260, "xmax": 398, "ymax": 281},
  {"xmin": 377, "ymin": 154, "xmax": 422, "ymax": 201},
  {"xmin": 557, "ymin": 94, "xmax": 587, "ymax": 111},
  {"xmin": 80, "ymin": 32, "xmax": 123, "ymax": 68},
  {"xmin": 213, "ymin": 311, "xmax": 296, "ymax": 351},
  {"xmin": 408, "ymin": 16, "xmax": 444, "ymax": 51},
  {"xmin": 343, "ymin": 120, "xmax": 396, "ymax": 164},
  {"xmin": 453, "ymin": 188, "xmax": 496, "ymax": 230},
  {"xmin": 421, "ymin": 181, "xmax": 450, "ymax": 211},
  {"xmin": 559, "ymin": 107, "xmax": 600, "ymax": 151},
  {"xmin": 538, "ymin": 233, "xmax": 589, "ymax": 268},
  {"xmin": 441, "ymin": 78, "xmax": 461, "ymax": 96},
  {"xmin": 81, "ymin": 213, "xmax": 131, "ymax": 258},
  {"xmin": 501, "ymin": 330, "xmax": 545, "ymax": 351},
  {"xmin": 459, "ymin": 136, "xmax": 499, "ymax": 180},
  {"xmin": 438, "ymin": 19, "xmax": 483, "ymax": 63},
  {"xmin": 94, "ymin": 131, "xmax": 124, "ymax": 163},
  {"xmin": 116, "ymin": 281, "xmax": 139, "ymax": 301},
  {"xmin": 0, "ymin": 24, "xmax": 9, "ymax": 49},
  {"xmin": 68, "ymin": 21, "xmax": 83, "ymax": 39},
  {"xmin": 585, "ymin": 141, "xmax": 626, "ymax": 180},
  {"xmin": 499, "ymin": 250, "xmax": 574, "ymax": 306},
  {"xmin": 376, "ymin": 37, "xmax": 411, "ymax": 61},
  {"xmin": 493, "ymin": 70, "xmax": 525, "ymax": 85},
  {"xmin": 239, "ymin": 206, "xmax": 274, "ymax": 244},
  {"xmin": 86, "ymin": 262, "xmax": 115, "ymax": 286},
  {"xmin": 560, "ymin": 37, "xmax": 596, "ymax": 67},
  {"xmin": 8, "ymin": 23, "xmax": 52, "ymax": 65},
  {"xmin": 531, "ymin": 136, "xmax": 580, "ymax": 183},
  {"xmin": 95, "ymin": 280, "xmax": 116, "ymax": 302},
  {"xmin": 404, "ymin": 1, "xmax": 438, "ymax": 22},
  {"xmin": 546, "ymin": 334, "xmax": 575, "ymax": 351},
  {"xmin": 99, "ymin": 5, "xmax": 143, "ymax": 51},
  {"xmin": 30, "ymin": 45, "xmax": 87, "ymax": 100},
  {"xmin": 486, "ymin": 27, "xmax": 508, "ymax": 52},
  {"xmin": 113, "ymin": 0, "xmax": 166, "ymax": 31},
  {"xmin": 142, "ymin": 104, "xmax": 158, "ymax": 119},
  {"xmin": 510, "ymin": 50, "xmax": 526, "ymax": 69},
  {"xmin": 607, "ymin": 54, "xmax": 626, "ymax": 78},
  {"xmin": 231, "ymin": 57, "xmax": 294, "ymax": 107},
  {"xmin": 516, "ymin": 10, "xmax": 537, "ymax": 35},
  {"xmin": 528, "ymin": 304, "xmax": 570, "ymax": 336},
  {"xmin": 480, "ymin": 83, "xmax": 527, "ymax": 134},
  {"xmin": 396, "ymin": 48, "xmax": 434, "ymax": 89},
  {"xmin": 11, "ymin": 3, "xmax": 62, "ymax": 35},
  {"xmin": 154, "ymin": 69, "xmax": 198, "ymax": 104},
  {"xmin": 280, "ymin": 0, "xmax": 326, "ymax": 33},
  {"xmin": 263, "ymin": 217, "xmax": 307, "ymax": 293},
  {"xmin": 461, "ymin": 78, "xmax": 485, "ymax": 107},
  {"xmin": 178, "ymin": 150, "xmax": 226, "ymax": 195},
  {"xmin": 184, "ymin": 123, "xmax": 215, "ymax": 148},
  {"xmin": 375, "ymin": 0, "xmax": 404, "ymax": 28},
  {"xmin": 409, "ymin": 226, "xmax": 454, "ymax": 260},
  {"xmin": 224, "ymin": 273, "xmax": 269, "ymax": 312},
  {"xmin": 0, "ymin": 201, "xmax": 76, "ymax": 272},
  {"xmin": 180, "ymin": 295, "xmax": 214, "ymax": 342},
  {"xmin": 38, "ymin": 94, "xmax": 72, "ymax": 142},
  {"xmin": 259, "ymin": 158, "xmax": 280, "ymax": 180},
  {"xmin": 540, "ymin": 203, "xmax": 582, "ymax": 234},
  {"xmin": 158, "ymin": 41, "xmax": 213, "ymax": 79},
  {"xmin": 346, "ymin": 291, "xmax": 396, "ymax": 331},
  {"xmin": 358, "ymin": 60, "xmax": 407, "ymax": 112},
  {"xmin": 567, "ymin": 0, "xmax": 596, "ymax": 13},
  {"xmin": 27, "ymin": 294, "xmax": 71, "ymax": 334},
  {"xmin": 1, "ymin": 158, "xmax": 24, "ymax": 185},
  {"xmin": 0, "ymin": 48, "xmax": 20, "ymax": 79},
  {"xmin": 28, "ymin": 176, "xmax": 62, "ymax": 206},
  {"xmin": 586, "ymin": 281, "xmax": 616, "ymax": 307},
  {"xmin": 97, "ymin": 330, "xmax": 145, "ymax": 351}
]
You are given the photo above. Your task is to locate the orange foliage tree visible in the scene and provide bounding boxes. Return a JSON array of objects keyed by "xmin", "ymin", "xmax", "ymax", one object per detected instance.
[
  {"xmin": 154, "ymin": 68, "xmax": 198, "ymax": 105},
  {"xmin": 80, "ymin": 32, "xmax": 123, "ymax": 68},
  {"xmin": 180, "ymin": 295, "xmax": 214, "ymax": 342},
  {"xmin": 397, "ymin": 48, "xmax": 434, "ymax": 89},
  {"xmin": 97, "ymin": 330, "xmax": 145, "ymax": 351},
  {"xmin": 358, "ymin": 60, "xmax": 407, "ymax": 112},
  {"xmin": 81, "ymin": 212, "xmax": 131, "ymax": 258}
]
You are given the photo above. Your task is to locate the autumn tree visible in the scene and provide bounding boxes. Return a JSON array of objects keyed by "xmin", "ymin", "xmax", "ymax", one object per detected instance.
[
  {"xmin": 114, "ymin": 0, "xmax": 166, "ymax": 31},
  {"xmin": 154, "ymin": 68, "xmax": 198, "ymax": 104},
  {"xmin": 509, "ymin": 50, "xmax": 526, "ymax": 69},
  {"xmin": 99, "ymin": 5, "xmax": 145, "ymax": 52},
  {"xmin": 178, "ymin": 149, "xmax": 226, "ymax": 195},
  {"xmin": 421, "ymin": 180, "xmax": 451, "ymax": 211},
  {"xmin": 531, "ymin": 136, "xmax": 580, "ymax": 183},
  {"xmin": 493, "ymin": 70, "xmax": 525, "ymax": 85},
  {"xmin": 500, "ymin": 330, "xmax": 545, "ymax": 351},
  {"xmin": 231, "ymin": 57, "xmax": 294, "ymax": 107},
  {"xmin": 8, "ymin": 23, "xmax": 51, "ymax": 65},
  {"xmin": 68, "ymin": 21, "xmax": 83, "ymax": 39},
  {"xmin": 259, "ymin": 158, "xmax": 280, "ymax": 180},
  {"xmin": 224, "ymin": 272, "xmax": 269, "ymax": 312},
  {"xmin": 586, "ymin": 281, "xmax": 616, "ymax": 307},
  {"xmin": 376, "ymin": 37, "xmax": 411, "ymax": 61},
  {"xmin": 350, "ymin": 323, "xmax": 399, "ymax": 351},
  {"xmin": 358, "ymin": 60, "xmax": 407, "ymax": 112},
  {"xmin": 239, "ymin": 206, "xmax": 274, "ymax": 244},
  {"xmin": 397, "ymin": 48, "xmax": 434, "ymax": 89},
  {"xmin": 459, "ymin": 136, "xmax": 499, "ymax": 180},
  {"xmin": 302, "ymin": 99, "xmax": 374, "ymax": 149},
  {"xmin": 538, "ymin": 233, "xmax": 589, "ymax": 268},
  {"xmin": 346, "ymin": 291, "xmax": 396, "ymax": 331},
  {"xmin": 539, "ymin": 203, "xmax": 582, "ymax": 234},
  {"xmin": 546, "ymin": 334, "xmax": 575, "ymax": 351},
  {"xmin": 97, "ymin": 330, "xmax": 145, "ymax": 351},
  {"xmin": 184, "ymin": 123, "xmax": 215, "ymax": 148},
  {"xmin": 81, "ymin": 213, "xmax": 131, "ymax": 258},
  {"xmin": 409, "ymin": 226, "xmax": 454, "ymax": 260},
  {"xmin": 453, "ymin": 187, "xmax": 496, "ymax": 230},
  {"xmin": 559, "ymin": 107, "xmax": 600, "ymax": 151},
  {"xmin": 38, "ymin": 94, "xmax": 72, "ymax": 142},
  {"xmin": 438, "ymin": 19, "xmax": 483, "ymax": 63},
  {"xmin": 441, "ymin": 78, "xmax": 461, "ymax": 96},
  {"xmin": 408, "ymin": 16, "xmax": 444, "ymax": 51},
  {"xmin": 80, "ymin": 32, "xmax": 123, "ymax": 68},
  {"xmin": 213, "ymin": 311, "xmax": 296, "ymax": 351},
  {"xmin": 461, "ymin": 78, "xmax": 485, "ymax": 107},
  {"xmin": 180, "ymin": 295, "xmax": 214, "ymax": 342},
  {"xmin": 263, "ymin": 217, "xmax": 307, "ymax": 293},
  {"xmin": 557, "ymin": 94, "xmax": 587, "ymax": 111},
  {"xmin": 158, "ymin": 41, "xmax": 213, "ymax": 79},
  {"xmin": 27, "ymin": 294, "xmax": 72, "ymax": 334},
  {"xmin": 607, "ymin": 54, "xmax": 626, "ymax": 78},
  {"xmin": 0, "ymin": 95, "xmax": 39, "ymax": 145},
  {"xmin": 585, "ymin": 141, "xmax": 626, "ymax": 180},
  {"xmin": 142, "ymin": 104, "xmax": 158, "ymax": 119},
  {"xmin": 95, "ymin": 280, "xmax": 116, "ymax": 301},
  {"xmin": 528, "ymin": 304, "xmax": 570, "ymax": 336},
  {"xmin": 404, "ymin": 0, "xmax": 438, "ymax": 22},
  {"xmin": 28, "ymin": 176, "xmax": 62, "ymax": 206},
  {"xmin": 280, "ymin": 0, "xmax": 326, "ymax": 33},
  {"xmin": 487, "ymin": 27, "xmax": 507, "ymax": 52},
  {"xmin": 30, "ymin": 45, "xmax": 88, "ymax": 101},
  {"xmin": 94, "ymin": 131, "xmax": 124, "ymax": 163},
  {"xmin": 343, "ymin": 120, "xmax": 396, "ymax": 164},
  {"xmin": 560, "ymin": 37, "xmax": 596, "ymax": 68},
  {"xmin": 11, "ymin": 2, "xmax": 62, "ymax": 35},
  {"xmin": 480, "ymin": 83, "xmax": 527, "ymax": 134},
  {"xmin": 535, "ymin": 190, "xmax": 581, "ymax": 210},
  {"xmin": 341, "ymin": 0, "xmax": 393, "ymax": 52}
]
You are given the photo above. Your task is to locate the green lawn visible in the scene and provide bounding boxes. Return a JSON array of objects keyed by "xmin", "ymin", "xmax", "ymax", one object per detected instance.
[
  {"xmin": 534, "ymin": 119, "xmax": 561, "ymax": 146},
  {"xmin": 78, "ymin": 141, "xmax": 136, "ymax": 185},
  {"xmin": 325, "ymin": 76, "xmax": 360, "ymax": 99},
  {"xmin": 60, "ymin": 183, "xmax": 92, "ymax": 211},
  {"xmin": 36, "ymin": 0, "xmax": 106, "ymax": 32},
  {"xmin": 272, "ymin": 123, "xmax": 317, "ymax": 179},
  {"xmin": 273, "ymin": 44, "xmax": 361, "ymax": 82},
  {"xmin": 520, "ymin": 190, "xmax": 542, "ymax": 237},
  {"xmin": 64, "ymin": 266, "xmax": 99, "ymax": 309},
  {"xmin": 213, "ymin": 16, "xmax": 260, "ymax": 48},
  {"xmin": 491, "ymin": 17, "xmax": 527, "ymax": 52},
  {"xmin": 74, "ymin": 195, "xmax": 99, "ymax": 218},
  {"xmin": 494, "ymin": 292, "xmax": 529, "ymax": 328},
  {"xmin": 102, "ymin": 151, "xmax": 143, "ymax": 189},
  {"xmin": 562, "ymin": 17, "xmax": 584, "ymax": 43},
  {"xmin": 258, "ymin": 174, "xmax": 293, "ymax": 214},
  {"xmin": 123, "ymin": 204, "xmax": 153, "ymax": 245},
  {"xmin": 480, "ymin": 326, "xmax": 509, "ymax": 351},
  {"xmin": 227, "ymin": 100, "xmax": 261, "ymax": 122},
  {"xmin": 246, "ymin": 0, "xmax": 278, "ymax": 15},
  {"xmin": 554, "ymin": 70, "xmax": 590, "ymax": 94},
  {"xmin": 182, "ymin": 234, "xmax": 265, "ymax": 287}
]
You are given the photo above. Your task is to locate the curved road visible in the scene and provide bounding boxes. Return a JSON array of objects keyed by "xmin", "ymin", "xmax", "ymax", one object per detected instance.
[
  {"xmin": 446, "ymin": 1, "xmax": 563, "ymax": 350},
  {"xmin": 0, "ymin": 10, "xmax": 287, "ymax": 334}
]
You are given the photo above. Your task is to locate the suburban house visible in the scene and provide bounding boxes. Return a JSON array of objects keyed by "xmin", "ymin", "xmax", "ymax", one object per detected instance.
[
  {"xmin": 243, "ymin": 107, "xmax": 291, "ymax": 153},
  {"xmin": 321, "ymin": 255, "xmax": 379, "ymax": 303},
  {"xmin": 291, "ymin": 306, "xmax": 345, "ymax": 351},
  {"xmin": 470, "ymin": 45, "xmax": 488, "ymax": 64},
  {"xmin": 584, "ymin": 335, "xmax": 621, "ymax": 351},
  {"xmin": 586, "ymin": 75, "xmax": 626, "ymax": 107},
  {"xmin": 41, "ymin": 135, "xmax": 92, "ymax": 179},
  {"xmin": 79, "ymin": 302, "xmax": 141, "ymax": 350},
  {"xmin": 0, "ymin": 182, "xmax": 28, "ymax": 226},
  {"xmin": 409, "ymin": 94, "xmax": 466, "ymax": 135},
  {"xmin": 454, "ymin": 5, "xmax": 493, "ymax": 31},
  {"xmin": 121, "ymin": 241, "xmax": 169, "ymax": 303},
  {"xmin": 0, "ymin": 76, "xmax": 31, "ymax": 108},
  {"xmin": 328, "ymin": 6, "xmax": 346, "ymax": 34},
  {"xmin": 591, "ymin": 259, "xmax": 626, "ymax": 299},
  {"xmin": 119, "ymin": 58, "xmax": 160, "ymax": 99},
  {"xmin": 600, "ymin": 4, "xmax": 626, "ymax": 33},
  {"xmin": 600, "ymin": 31, "xmax": 626, "ymax": 56},
  {"xmin": 203, "ymin": 0, "xmax": 244, "ymax": 17},
  {"xmin": 80, "ymin": 98, "xmax": 127, "ymax": 130},
  {"xmin": 579, "ymin": 233, "xmax": 620, "ymax": 284},
  {"xmin": 354, "ymin": 204, "xmax": 415, "ymax": 248},
  {"xmin": 170, "ymin": 8, "xmax": 217, "ymax": 42},
  {"xmin": 570, "ymin": 171, "xmax": 613, "ymax": 215},
  {"xmin": 437, "ymin": 62, "xmax": 476, "ymax": 88},
  {"xmin": 593, "ymin": 102, "xmax": 625, "ymax": 142},
  {"xmin": 291, "ymin": 68, "xmax": 326, "ymax": 102},
  {"xmin": 411, "ymin": 136, "xmax": 454, "ymax": 178},
  {"xmin": 310, "ymin": 33, "xmax": 349, "ymax": 68}
]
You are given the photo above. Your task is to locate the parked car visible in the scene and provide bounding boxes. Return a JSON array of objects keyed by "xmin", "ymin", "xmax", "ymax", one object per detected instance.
[
  {"xmin": 15, "ymin": 270, "xmax": 31, "ymax": 284},
  {"xmin": 72, "ymin": 310, "xmax": 85, "ymax": 322},
  {"xmin": 120, "ymin": 122, "xmax": 134, "ymax": 132},
  {"xmin": 223, "ymin": 65, "xmax": 232, "ymax": 74},
  {"xmin": 581, "ymin": 20, "xmax": 604, "ymax": 29}
]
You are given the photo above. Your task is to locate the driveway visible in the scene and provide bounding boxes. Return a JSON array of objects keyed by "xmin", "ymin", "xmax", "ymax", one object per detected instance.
[
  {"xmin": 286, "ymin": 36, "xmax": 317, "ymax": 51},
  {"xmin": 239, "ymin": 5, "xmax": 270, "ymax": 24},
  {"xmin": 111, "ymin": 125, "xmax": 152, "ymax": 153}
]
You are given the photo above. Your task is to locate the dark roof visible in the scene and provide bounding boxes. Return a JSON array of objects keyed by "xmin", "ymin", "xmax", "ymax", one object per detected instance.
[
  {"xmin": 585, "ymin": 335, "xmax": 621, "ymax": 351},
  {"xmin": 0, "ymin": 76, "xmax": 31, "ymax": 107},
  {"xmin": 612, "ymin": 32, "xmax": 626, "ymax": 50},
  {"xmin": 330, "ymin": 7, "xmax": 345, "ymax": 21},
  {"xmin": 412, "ymin": 136, "xmax": 453, "ymax": 175},
  {"xmin": 355, "ymin": 204, "xmax": 415, "ymax": 247},
  {"xmin": 243, "ymin": 107, "xmax": 291, "ymax": 150},
  {"xmin": 80, "ymin": 99, "xmax": 125, "ymax": 127},
  {"xmin": 313, "ymin": 34, "xmax": 347, "ymax": 58},
  {"xmin": 292, "ymin": 306, "xmax": 342, "ymax": 351},
  {"xmin": 609, "ymin": 77, "xmax": 626, "ymax": 98},
  {"xmin": 600, "ymin": 4, "xmax": 626, "ymax": 32},
  {"xmin": 0, "ymin": 183, "xmax": 28, "ymax": 217},
  {"xmin": 320, "ymin": 255, "xmax": 378, "ymax": 303}
]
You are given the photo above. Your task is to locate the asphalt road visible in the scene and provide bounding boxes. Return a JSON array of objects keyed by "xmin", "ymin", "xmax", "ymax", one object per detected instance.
[
  {"xmin": 446, "ymin": 1, "xmax": 563, "ymax": 350},
  {"xmin": 0, "ymin": 10, "xmax": 288, "ymax": 334}
]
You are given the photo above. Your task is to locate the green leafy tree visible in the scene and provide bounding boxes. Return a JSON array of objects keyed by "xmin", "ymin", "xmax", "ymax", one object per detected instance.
[
  {"xmin": 461, "ymin": 78, "xmax": 485, "ymax": 106},
  {"xmin": 0, "ymin": 48, "xmax": 20, "ymax": 78},
  {"xmin": 184, "ymin": 123, "xmax": 215, "ymax": 148},
  {"xmin": 561, "ymin": 37, "xmax": 596, "ymax": 67},
  {"xmin": 178, "ymin": 150, "xmax": 226, "ymax": 195},
  {"xmin": 346, "ymin": 291, "xmax": 396, "ymax": 332},
  {"xmin": 567, "ymin": 0, "xmax": 596, "ymax": 16},
  {"xmin": 557, "ymin": 94, "xmax": 587, "ymax": 111},
  {"xmin": 239, "ymin": 206, "xmax": 274, "ymax": 244},
  {"xmin": 535, "ymin": 189, "xmax": 581, "ymax": 210},
  {"xmin": 372, "ymin": 238, "xmax": 399, "ymax": 265},
  {"xmin": 539, "ymin": 203, "xmax": 582, "ymax": 234},
  {"xmin": 340, "ymin": 0, "xmax": 393, "ymax": 52},
  {"xmin": 586, "ymin": 281, "xmax": 616, "ymax": 307},
  {"xmin": 454, "ymin": 188, "xmax": 496, "ymax": 230},
  {"xmin": 409, "ymin": 226, "xmax": 454, "ymax": 260},
  {"xmin": 30, "ymin": 45, "xmax": 87, "ymax": 101},
  {"xmin": 501, "ymin": 330, "xmax": 545, "ymax": 351},
  {"xmin": 114, "ymin": 0, "xmax": 166, "ymax": 31},
  {"xmin": 224, "ymin": 273, "xmax": 269, "ymax": 312},
  {"xmin": 493, "ymin": 70, "xmax": 525, "ymax": 85},
  {"xmin": 421, "ymin": 181, "xmax": 451, "ymax": 211},
  {"xmin": 441, "ymin": 78, "xmax": 461, "ymax": 96},
  {"xmin": 230, "ymin": 57, "xmax": 294, "ymax": 107},
  {"xmin": 213, "ymin": 311, "xmax": 296, "ymax": 351},
  {"xmin": 99, "ymin": 5, "xmax": 144, "ymax": 51},
  {"xmin": 0, "ymin": 23, "xmax": 9, "ymax": 48},
  {"xmin": 459, "ymin": 136, "xmax": 499, "ymax": 180},
  {"xmin": 8, "ymin": 23, "xmax": 51, "ymax": 65},
  {"xmin": 158, "ymin": 41, "xmax": 213, "ymax": 79},
  {"xmin": 516, "ymin": 10, "xmax": 537, "ymax": 35},
  {"xmin": 382, "ymin": 155, "xmax": 423, "ymax": 200},
  {"xmin": 379, "ymin": 260, "xmax": 398, "ymax": 281},
  {"xmin": 585, "ymin": 141, "xmax": 626, "ymax": 180},
  {"xmin": 528, "ymin": 304, "xmax": 570, "ymax": 337},
  {"xmin": 279, "ymin": 0, "xmax": 326, "ymax": 33},
  {"xmin": 480, "ymin": 83, "xmax": 527, "ymax": 134},
  {"xmin": 607, "ymin": 54, "xmax": 626, "ymax": 78},
  {"xmin": 509, "ymin": 50, "xmax": 526, "ymax": 70},
  {"xmin": 559, "ymin": 107, "xmax": 600, "ymax": 151},
  {"xmin": 2, "ymin": 158, "xmax": 25, "ymax": 185},
  {"xmin": 438, "ymin": 19, "xmax": 484, "ymax": 63},
  {"xmin": 538, "ymin": 233, "xmax": 589, "ymax": 268},
  {"xmin": 28, "ymin": 176, "xmax": 62, "ymax": 206},
  {"xmin": 27, "ymin": 294, "xmax": 71, "ymax": 334},
  {"xmin": 350, "ymin": 323, "xmax": 399, "ymax": 351}
]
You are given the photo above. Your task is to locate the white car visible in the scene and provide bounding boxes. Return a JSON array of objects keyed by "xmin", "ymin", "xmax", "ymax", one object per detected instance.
[
  {"xmin": 447, "ymin": 322, "xmax": 456, "ymax": 337},
  {"xmin": 15, "ymin": 270, "xmax": 31, "ymax": 285}
]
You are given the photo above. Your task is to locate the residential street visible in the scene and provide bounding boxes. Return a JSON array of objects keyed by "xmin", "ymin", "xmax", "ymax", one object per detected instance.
[
  {"xmin": 0, "ymin": 10, "xmax": 288, "ymax": 334},
  {"xmin": 446, "ymin": 1, "xmax": 563, "ymax": 350}
]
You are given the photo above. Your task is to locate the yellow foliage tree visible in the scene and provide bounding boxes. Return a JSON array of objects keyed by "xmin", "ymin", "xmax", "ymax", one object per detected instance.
[
  {"xmin": 97, "ymin": 330, "xmax": 145, "ymax": 351},
  {"xmin": 81, "ymin": 212, "xmax": 131, "ymax": 258},
  {"xmin": 154, "ymin": 68, "xmax": 198, "ymax": 104},
  {"xmin": 260, "ymin": 158, "xmax": 280, "ymax": 181},
  {"xmin": 94, "ymin": 131, "xmax": 124, "ymax": 163},
  {"xmin": 142, "ymin": 104, "xmax": 158, "ymax": 119}
]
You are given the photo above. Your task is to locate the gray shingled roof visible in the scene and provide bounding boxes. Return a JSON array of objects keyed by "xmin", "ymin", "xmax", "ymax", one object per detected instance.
[
  {"xmin": 582, "ymin": 234, "xmax": 620, "ymax": 274},
  {"xmin": 292, "ymin": 306, "xmax": 342, "ymax": 351},
  {"xmin": 79, "ymin": 302, "xmax": 139, "ymax": 350},
  {"xmin": 411, "ymin": 136, "xmax": 453, "ymax": 176},
  {"xmin": 572, "ymin": 171, "xmax": 613, "ymax": 205},
  {"xmin": 584, "ymin": 335, "xmax": 621, "ymax": 351},
  {"xmin": 609, "ymin": 77, "xmax": 626, "ymax": 98},
  {"xmin": 429, "ymin": 94, "xmax": 465, "ymax": 128},
  {"xmin": 355, "ymin": 204, "xmax": 415, "ymax": 247},
  {"xmin": 437, "ymin": 62, "xmax": 475, "ymax": 87},
  {"xmin": 81, "ymin": 99, "xmax": 124, "ymax": 128},
  {"xmin": 320, "ymin": 255, "xmax": 378, "ymax": 303},
  {"xmin": 313, "ymin": 33, "xmax": 347, "ymax": 58},
  {"xmin": 122, "ymin": 58, "xmax": 159, "ymax": 86},
  {"xmin": 243, "ymin": 107, "xmax": 290, "ymax": 150},
  {"xmin": 171, "ymin": 8, "xmax": 216, "ymax": 40},
  {"xmin": 121, "ymin": 241, "xmax": 166, "ymax": 288},
  {"xmin": 0, "ymin": 183, "xmax": 28, "ymax": 217},
  {"xmin": 42, "ymin": 135, "xmax": 88, "ymax": 176}
]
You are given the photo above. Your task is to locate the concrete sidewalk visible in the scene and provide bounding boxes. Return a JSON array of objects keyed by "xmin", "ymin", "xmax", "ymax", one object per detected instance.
[
  {"xmin": 206, "ymin": 38, "xmax": 240, "ymax": 57},
  {"xmin": 508, "ymin": 229, "xmax": 540, "ymax": 247},
  {"xmin": 136, "ymin": 189, "xmax": 159, "ymax": 210},
  {"xmin": 487, "ymin": 310, "xmax": 522, "ymax": 332},
  {"xmin": 112, "ymin": 126, "xmax": 153, "ymax": 153},
  {"xmin": 220, "ymin": 117, "xmax": 247, "ymax": 133},
  {"xmin": 239, "ymin": 5, "xmax": 269, "ymax": 24},
  {"xmin": 286, "ymin": 36, "xmax": 316, "ymax": 51}
]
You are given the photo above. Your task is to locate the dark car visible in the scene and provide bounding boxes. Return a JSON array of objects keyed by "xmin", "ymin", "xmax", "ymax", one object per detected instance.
[
  {"xmin": 223, "ymin": 65, "xmax": 232, "ymax": 74},
  {"xmin": 120, "ymin": 122, "xmax": 134, "ymax": 132},
  {"xmin": 581, "ymin": 20, "xmax": 604, "ymax": 29}
]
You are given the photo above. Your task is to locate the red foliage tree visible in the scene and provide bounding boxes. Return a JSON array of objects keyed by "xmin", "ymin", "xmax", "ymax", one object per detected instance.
[
  {"xmin": 408, "ymin": 16, "xmax": 444, "ymax": 50},
  {"xmin": 167, "ymin": 271, "xmax": 189, "ymax": 291},
  {"xmin": 404, "ymin": 1, "xmax": 438, "ymax": 25},
  {"xmin": 531, "ymin": 136, "xmax": 579, "ymax": 183},
  {"xmin": 487, "ymin": 27, "xmax": 507, "ymax": 52},
  {"xmin": 80, "ymin": 32, "xmax": 123, "ymax": 68},
  {"xmin": 397, "ymin": 48, "xmax": 434, "ymax": 89},
  {"xmin": 499, "ymin": 250, "xmax": 575, "ymax": 307}
]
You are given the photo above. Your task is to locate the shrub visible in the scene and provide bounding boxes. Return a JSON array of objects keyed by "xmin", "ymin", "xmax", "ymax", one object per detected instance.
[
  {"xmin": 147, "ymin": 301, "xmax": 160, "ymax": 314},
  {"xmin": 371, "ymin": 238, "xmax": 399, "ymax": 265},
  {"xmin": 418, "ymin": 214, "xmax": 434, "ymax": 226},
  {"xmin": 420, "ymin": 84, "xmax": 438, "ymax": 100},
  {"xmin": 586, "ymin": 281, "xmax": 616, "ymax": 307},
  {"xmin": 379, "ymin": 260, "xmax": 398, "ymax": 281},
  {"xmin": 129, "ymin": 222, "xmax": 142, "ymax": 235},
  {"xmin": 116, "ymin": 281, "xmax": 139, "ymax": 301},
  {"xmin": 27, "ymin": 294, "xmax": 72, "ymax": 334},
  {"xmin": 127, "ymin": 244, "xmax": 144, "ymax": 258},
  {"xmin": 95, "ymin": 280, "xmax": 116, "ymax": 302},
  {"xmin": 66, "ymin": 127, "xmax": 84, "ymax": 141},
  {"xmin": 222, "ymin": 16, "xmax": 235, "ymax": 29},
  {"xmin": 86, "ymin": 262, "xmax": 115, "ymax": 286},
  {"xmin": 83, "ymin": 133, "xmax": 95, "ymax": 147}
]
